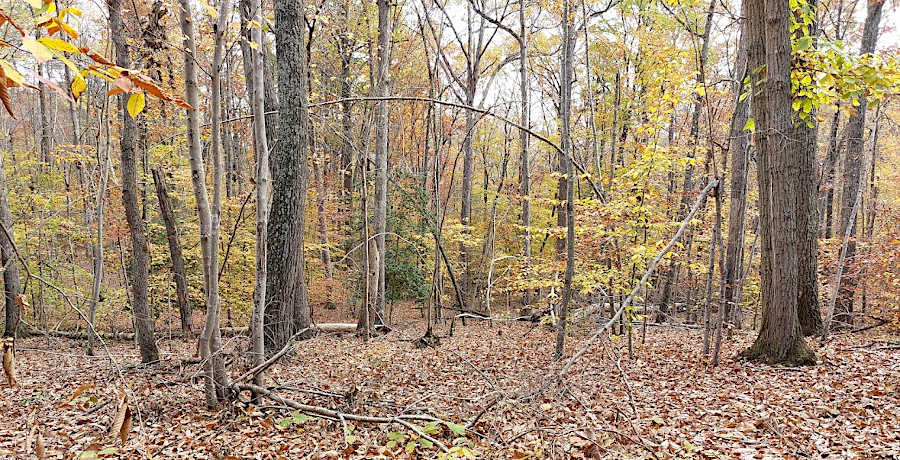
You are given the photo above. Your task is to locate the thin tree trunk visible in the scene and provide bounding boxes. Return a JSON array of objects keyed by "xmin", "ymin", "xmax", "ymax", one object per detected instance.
[
  {"xmin": 152, "ymin": 168, "xmax": 192, "ymax": 333},
  {"xmin": 722, "ymin": 4, "xmax": 750, "ymax": 331},
  {"xmin": 311, "ymin": 124, "xmax": 334, "ymax": 308},
  {"xmin": 0, "ymin": 152, "xmax": 24, "ymax": 338},
  {"xmin": 836, "ymin": 0, "xmax": 885, "ymax": 327},
  {"xmin": 248, "ymin": 0, "xmax": 270, "ymax": 393},
  {"xmin": 178, "ymin": 0, "xmax": 225, "ymax": 406},
  {"xmin": 87, "ymin": 95, "xmax": 111, "ymax": 353},
  {"xmin": 554, "ymin": 0, "xmax": 575, "ymax": 361},
  {"xmin": 108, "ymin": 0, "xmax": 159, "ymax": 364}
]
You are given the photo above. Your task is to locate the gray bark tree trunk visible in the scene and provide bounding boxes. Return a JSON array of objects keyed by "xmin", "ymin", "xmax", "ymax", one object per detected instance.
[
  {"xmin": 835, "ymin": 0, "xmax": 884, "ymax": 328},
  {"xmin": 247, "ymin": 0, "xmax": 270, "ymax": 391},
  {"xmin": 0, "ymin": 152, "xmax": 24, "ymax": 338},
  {"xmin": 722, "ymin": 5, "xmax": 750, "ymax": 330},
  {"xmin": 108, "ymin": 0, "xmax": 159, "ymax": 364},
  {"xmin": 554, "ymin": 0, "xmax": 575, "ymax": 361},
  {"xmin": 267, "ymin": 0, "xmax": 311, "ymax": 354}
]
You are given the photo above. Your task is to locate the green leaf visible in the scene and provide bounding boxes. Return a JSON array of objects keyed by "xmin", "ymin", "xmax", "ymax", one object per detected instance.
[
  {"xmin": 445, "ymin": 421, "xmax": 466, "ymax": 436},
  {"xmin": 419, "ymin": 438, "xmax": 434, "ymax": 448},
  {"xmin": 406, "ymin": 441, "xmax": 418, "ymax": 453},
  {"xmin": 742, "ymin": 118, "xmax": 755, "ymax": 132}
]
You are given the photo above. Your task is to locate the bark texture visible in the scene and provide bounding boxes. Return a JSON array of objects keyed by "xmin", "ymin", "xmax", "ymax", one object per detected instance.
[
  {"xmin": 152, "ymin": 168, "xmax": 192, "ymax": 333},
  {"xmin": 108, "ymin": 0, "xmax": 159, "ymax": 364},
  {"xmin": 741, "ymin": 0, "xmax": 814, "ymax": 366},
  {"xmin": 267, "ymin": 0, "xmax": 311, "ymax": 355}
]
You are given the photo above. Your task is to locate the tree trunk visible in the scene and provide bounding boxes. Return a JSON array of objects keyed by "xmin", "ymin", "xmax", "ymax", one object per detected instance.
[
  {"xmin": 267, "ymin": 0, "xmax": 311, "ymax": 354},
  {"xmin": 108, "ymin": 0, "xmax": 159, "ymax": 364},
  {"xmin": 311, "ymin": 123, "xmax": 335, "ymax": 308},
  {"xmin": 519, "ymin": 0, "xmax": 531, "ymax": 308},
  {"xmin": 88, "ymin": 101, "xmax": 111, "ymax": 354},
  {"xmin": 152, "ymin": 168, "xmax": 192, "ymax": 333},
  {"xmin": 818, "ymin": 108, "xmax": 842, "ymax": 239},
  {"xmin": 367, "ymin": 0, "xmax": 391, "ymax": 331},
  {"xmin": 178, "ymin": 0, "xmax": 227, "ymax": 406},
  {"xmin": 794, "ymin": 0, "xmax": 823, "ymax": 336},
  {"xmin": 741, "ymin": 0, "xmax": 814, "ymax": 366},
  {"xmin": 835, "ymin": 0, "xmax": 884, "ymax": 328},
  {"xmin": 248, "ymin": 0, "xmax": 271, "ymax": 392},
  {"xmin": 554, "ymin": 0, "xmax": 575, "ymax": 361},
  {"xmin": 722, "ymin": 4, "xmax": 750, "ymax": 330},
  {"xmin": 339, "ymin": 0, "xmax": 354, "ymax": 203},
  {"xmin": 0, "ymin": 152, "xmax": 24, "ymax": 338}
]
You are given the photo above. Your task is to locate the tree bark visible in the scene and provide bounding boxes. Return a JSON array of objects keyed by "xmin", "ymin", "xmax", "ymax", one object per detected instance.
[
  {"xmin": 152, "ymin": 168, "xmax": 192, "ymax": 333},
  {"xmin": 722, "ymin": 7, "xmax": 750, "ymax": 331},
  {"xmin": 0, "ymin": 152, "xmax": 24, "ymax": 338},
  {"xmin": 247, "ymin": 0, "xmax": 271, "ymax": 392},
  {"xmin": 794, "ymin": 0, "xmax": 823, "ymax": 336},
  {"xmin": 108, "ymin": 0, "xmax": 159, "ymax": 364},
  {"xmin": 835, "ymin": 0, "xmax": 884, "ymax": 328},
  {"xmin": 554, "ymin": 0, "xmax": 575, "ymax": 361},
  {"xmin": 267, "ymin": 0, "xmax": 311, "ymax": 354},
  {"xmin": 741, "ymin": 0, "xmax": 814, "ymax": 366}
]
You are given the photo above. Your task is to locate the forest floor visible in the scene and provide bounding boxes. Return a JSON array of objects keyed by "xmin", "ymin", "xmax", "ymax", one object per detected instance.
[{"xmin": 1, "ymin": 303, "xmax": 899, "ymax": 459}]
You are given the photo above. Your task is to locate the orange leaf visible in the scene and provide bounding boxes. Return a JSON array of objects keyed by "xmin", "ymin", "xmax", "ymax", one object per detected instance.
[{"xmin": 79, "ymin": 47, "xmax": 115, "ymax": 66}]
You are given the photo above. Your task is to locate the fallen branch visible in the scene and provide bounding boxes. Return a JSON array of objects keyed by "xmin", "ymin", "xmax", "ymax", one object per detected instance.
[{"xmin": 231, "ymin": 382, "xmax": 450, "ymax": 452}]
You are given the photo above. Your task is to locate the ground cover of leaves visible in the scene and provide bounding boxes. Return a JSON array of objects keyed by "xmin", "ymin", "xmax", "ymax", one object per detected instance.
[{"xmin": 1, "ymin": 308, "xmax": 899, "ymax": 459}]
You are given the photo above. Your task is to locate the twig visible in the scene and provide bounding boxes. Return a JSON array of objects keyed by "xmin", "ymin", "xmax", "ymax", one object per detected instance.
[{"xmin": 232, "ymin": 383, "xmax": 450, "ymax": 452}]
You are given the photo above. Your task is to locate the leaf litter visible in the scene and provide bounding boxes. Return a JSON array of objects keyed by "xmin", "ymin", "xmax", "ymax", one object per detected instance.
[{"xmin": 1, "ymin": 304, "xmax": 898, "ymax": 459}]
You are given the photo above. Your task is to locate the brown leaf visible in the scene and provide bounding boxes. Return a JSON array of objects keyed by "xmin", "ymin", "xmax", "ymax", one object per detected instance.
[
  {"xmin": 79, "ymin": 47, "xmax": 116, "ymax": 66},
  {"xmin": 119, "ymin": 407, "xmax": 132, "ymax": 445},
  {"xmin": 0, "ymin": 66, "xmax": 12, "ymax": 118},
  {"xmin": 35, "ymin": 432, "xmax": 45, "ymax": 459},
  {"xmin": 16, "ymin": 294, "xmax": 28, "ymax": 315},
  {"xmin": 2, "ymin": 339, "xmax": 15, "ymax": 387},
  {"xmin": 109, "ymin": 390, "xmax": 129, "ymax": 440}
]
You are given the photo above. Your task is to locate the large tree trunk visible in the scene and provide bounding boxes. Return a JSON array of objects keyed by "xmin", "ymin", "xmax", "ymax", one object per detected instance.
[
  {"xmin": 267, "ymin": 0, "xmax": 311, "ymax": 354},
  {"xmin": 741, "ymin": 0, "xmax": 814, "ymax": 366},
  {"xmin": 794, "ymin": 0, "xmax": 823, "ymax": 336},
  {"xmin": 835, "ymin": 0, "xmax": 884, "ymax": 329},
  {"xmin": 108, "ymin": 0, "xmax": 159, "ymax": 364},
  {"xmin": 0, "ymin": 152, "xmax": 24, "ymax": 338},
  {"xmin": 151, "ymin": 168, "xmax": 192, "ymax": 333}
]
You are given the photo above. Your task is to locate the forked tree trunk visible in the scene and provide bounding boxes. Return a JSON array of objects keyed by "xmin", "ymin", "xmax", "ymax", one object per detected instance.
[
  {"xmin": 178, "ymin": 0, "xmax": 227, "ymax": 406},
  {"xmin": 108, "ymin": 0, "xmax": 159, "ymax": 364}
]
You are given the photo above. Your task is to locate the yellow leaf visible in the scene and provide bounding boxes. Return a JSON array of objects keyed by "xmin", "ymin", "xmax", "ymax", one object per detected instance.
[
  {"xmin": 60, "ymin": 23, "xmax": 78, "ymax": 39},
  {"xmin": 22, "ymin": 37, "xmax": 54, "ymax": 63},
  {"xmin": 38, "ymin": 37, "xmax": 79, "ymax": 53},
  {"xmin": 127, "ymin": 92, "xmax": 145, "ymax": 118},
  {"xmin": 0, "ymin": 60, "xmax": 25, "ymax": 86},
  {"xmin": 71, "ymin": 73, "xmax": 86, "ymax": 100}
]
